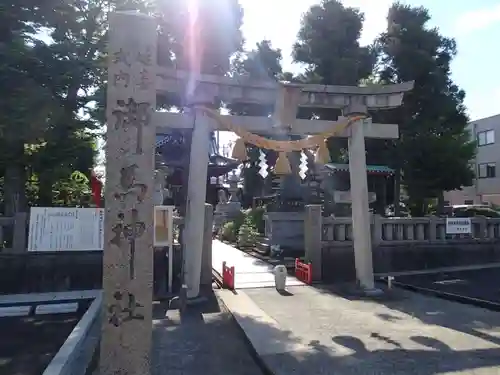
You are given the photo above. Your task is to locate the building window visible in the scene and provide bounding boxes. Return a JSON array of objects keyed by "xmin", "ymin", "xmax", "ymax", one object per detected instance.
[
  {"xmin": 477, "ymin": 130, "xmax": 495, "ymax": 146},
  {"xmin": 464, "ymin": 200, "xmax": 474, "ymax": 205},
  {"xmin": 478, "ymin": 163, "xmax": 496, "ymax": 178}
]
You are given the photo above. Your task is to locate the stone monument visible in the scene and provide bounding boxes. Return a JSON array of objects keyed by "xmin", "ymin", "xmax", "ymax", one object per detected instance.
[
  {"xmin": 213, "ymin": 171, "xmax": 242, "ymax": 231},
  {"xmin": 226, "ymin": 171, "xmax": 242, "ymax": 209},
  {"xmin": 100, "ymin": 12, "xmax": 156, "ymax": 375}
]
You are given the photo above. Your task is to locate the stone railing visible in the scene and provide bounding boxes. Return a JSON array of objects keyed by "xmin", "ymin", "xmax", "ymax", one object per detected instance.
[
  {"xmin": 265, "ymin": 209, "xmax": 500, "ymax": 252},
  {"xmin": 322, "ymin": 215, "xmax": 500, "ymax": 246},
  {"xmin": 299, "ymin": 205, "xmax": 500, "ymax": 283},
  {"xmin": 41, "ymin": 292, "xmax": 102, "ymax": 375}
]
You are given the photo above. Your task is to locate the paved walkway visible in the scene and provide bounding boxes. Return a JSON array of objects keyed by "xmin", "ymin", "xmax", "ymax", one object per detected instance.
[
  {"xmin": 217, "ymin": 281, "xmax": 500, "ymax": 374},
  {"xmin": 152, "ymin": 291, "xmax": 263, "ymax": 375},
  {"xmin": 212, "ymin": 240, "xmax": 304, "ymax": 289}
]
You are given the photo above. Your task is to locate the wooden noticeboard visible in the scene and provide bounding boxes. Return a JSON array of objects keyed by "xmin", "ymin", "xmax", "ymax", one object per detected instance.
[{"xmin": 28, "ymin": 207, "xmax": 104, "ymax": 251}]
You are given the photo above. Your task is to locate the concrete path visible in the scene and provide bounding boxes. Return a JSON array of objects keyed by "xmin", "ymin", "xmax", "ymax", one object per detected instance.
[
  {"xmin": 212, "ymin": 240, "xmax": 304, "ymax": 289},
  {"xmin": 217, "ymin": 284, "xmax": 500, "ymax": 374},
  {"xmin": 151, "ymin": 291, "xmax": 264, "ymax": 375}
]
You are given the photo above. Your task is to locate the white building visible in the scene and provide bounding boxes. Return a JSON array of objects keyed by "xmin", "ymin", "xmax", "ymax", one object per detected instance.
[{"xmin": 445, "ymin": 114, "xmax": 500, "ymax": 205}]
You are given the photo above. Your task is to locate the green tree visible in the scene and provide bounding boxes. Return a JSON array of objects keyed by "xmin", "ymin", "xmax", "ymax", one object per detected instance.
[
  {"xmin": 0, "ymin": 1, "xmax": 65, "ymax": 214},
  {"xmin": 232, "ymin": 40, "xmax": 283, "ymax": 80},
  {"xmin": 376, "ymin": 3, "xmax": 475, "ymax": 215},
  {"xmin": 0, "ymin": 0, "xmax": 150, "ymax": 213},
  {"xmin": 26, "ymin": 0, "xmax": 146, "ymax": 206},
  {"xmin": 0, "ymin": 0, "xmax": 247, "ymax": 215},
  {"xmin": 293, "ymin": 0, "xmax": 376, "ymax": 86},
  {"xmin": 292, "ymin": 0, "xmax": 378, "ymax": 169},
  {"xmin": 228, "ymin": 40, "xmax": 285, "ymax": 201}
]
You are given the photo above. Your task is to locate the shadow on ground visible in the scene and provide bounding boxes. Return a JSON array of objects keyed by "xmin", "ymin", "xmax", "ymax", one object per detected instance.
[
  {"xmin": 151, "ymin": 288, "xmax": 264, "ymax": 375},
  {"xmin": 316, "ymin": 282, "xmax": 500, "ymax": 348},
  {"xmin": 229, "ymin": 308, "xmax": 500, "ymax": 374},
  {"xmin": 150, "ymin": 284, "xmax": 500, "ymax": 374},
  {"xmin": 240, "ymin": 282, "xmax": 498, "ymax": 374}
]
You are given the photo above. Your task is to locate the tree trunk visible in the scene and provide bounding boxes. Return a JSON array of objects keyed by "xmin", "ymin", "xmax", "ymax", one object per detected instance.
[
  {"xmin": 409, "ymin": 196, "xmax": 426, "ymax": 217},
  {"xmin": 37, "ymin": 173, "xmax": 54, "ymax": 207},
  {"xmin": 437, "ymin": 192, "xmax": 445, "ymax": 215},
  {"xmin": 3, "ymin": 162, "xmax": 27, "ymax": 216},
  {"xmin": 394, "ymin": 169, "xmax": 401, "ymax": 216}
]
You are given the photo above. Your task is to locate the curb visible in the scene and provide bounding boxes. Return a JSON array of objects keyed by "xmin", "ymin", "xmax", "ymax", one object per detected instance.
[
  {"xmin": 382, "ymin": 280, "xmax": 500, "ymax": 312},
  {"xmin": 214, "ymin": 290, "xmax": 275, "ymax": 375}
]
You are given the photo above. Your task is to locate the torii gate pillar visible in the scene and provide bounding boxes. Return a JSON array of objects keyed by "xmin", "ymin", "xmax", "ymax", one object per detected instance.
[{"xmin": 344, "ymin": 99, "xmax": 377, "ymax": 292}]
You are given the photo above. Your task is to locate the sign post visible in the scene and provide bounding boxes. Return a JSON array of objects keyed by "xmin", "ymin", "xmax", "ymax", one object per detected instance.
[
  {"xmin": 446, "ymin": 218, "xmax": 472, "ymax": 235},
  {"xmin": 154, "ymin": 205, "xmax": 174, "ymax": 293}
]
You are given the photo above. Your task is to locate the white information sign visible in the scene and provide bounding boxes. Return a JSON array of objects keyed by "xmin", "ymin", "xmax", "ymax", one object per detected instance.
[
  {"xmin": 154, "ymin": 205, "xmax": 175, "ymax": 293},
  {"xmin": 154, "ymin": 205, "xmax": 174, "ymax": 248},
  {"xmin": 446, "ymin": 218, "xmax": 472, "ymax": 234},
  {"xmin": 28, "ymin": 207, "xmax": 104, "ymax": 251}
]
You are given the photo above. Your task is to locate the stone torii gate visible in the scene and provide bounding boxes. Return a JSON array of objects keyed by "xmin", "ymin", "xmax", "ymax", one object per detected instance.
[{"xmin": 101, "ymin": 11, "xmax": 412, "ymax": 375}]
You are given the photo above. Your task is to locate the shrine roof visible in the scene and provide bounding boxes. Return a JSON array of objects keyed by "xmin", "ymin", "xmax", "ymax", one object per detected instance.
[{"xmin": 325, "ymin": 163, "xmax": 395, "ymax": 175}]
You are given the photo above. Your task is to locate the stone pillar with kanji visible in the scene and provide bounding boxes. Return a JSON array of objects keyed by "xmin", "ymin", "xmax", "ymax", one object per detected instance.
[{"xmin": 100, "ymin": 12, "xmax": 156, "ymax": 375}]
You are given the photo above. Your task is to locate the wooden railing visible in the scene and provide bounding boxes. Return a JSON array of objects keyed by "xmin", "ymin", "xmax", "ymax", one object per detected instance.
[
  {"xmin": 0, "ymin": 213, "xmax": 28, "ymax": 253},
  {"xmin": 322, "ymin": 215, "xmax": 500, "ymax": 245}
]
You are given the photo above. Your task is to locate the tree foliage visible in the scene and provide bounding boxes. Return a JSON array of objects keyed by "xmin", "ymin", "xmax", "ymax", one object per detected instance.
[
  {"xmin": 293, "ymin": 0, "xmax": 376, "ymax": 86},
  {"xmin": 0, "ymin": 0, "xmax": 477, "ymax": 219},
  {"xmin": 292, "ymin": 0, "xmax": 380, "ymax": 197},
  {"xmin": 228, "ymin": 40, "xmax": 285, "ymax": 201},
  {"xmin": 0, "ymin": 0, "xmax": 66, "ymax": 214},
  {"xmin": 231, "ymin": 40, "xmax": 283, "ymax": 80},
  {"xmin": 0, "ymin": 0, "xmax": 142, "ymax": 213},
  {"xmin": 376, "ymin": 3, "xmax": 475, "ymax": 215}
]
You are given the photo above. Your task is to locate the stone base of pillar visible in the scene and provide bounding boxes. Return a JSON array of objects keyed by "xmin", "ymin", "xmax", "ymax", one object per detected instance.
[
  {"xmin": 362, "ymin": 287, "xmax": 384, "ymax": 297},
  {"xmin": 186, "ymin": 296, "xmax": 208, "ymax": 305}
]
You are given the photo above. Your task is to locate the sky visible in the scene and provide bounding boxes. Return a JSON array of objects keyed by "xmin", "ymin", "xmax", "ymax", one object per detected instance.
[
  {"xmin": 237, "ymin": 0, "xmax": 500, "ymax": 121},
  {"xmin": 49, "ymin": 0, "xmax": 500, "ymax": 166},
  {"xmin": 212, "ymin": 0, "xmax": 500, "ymax": 151}
]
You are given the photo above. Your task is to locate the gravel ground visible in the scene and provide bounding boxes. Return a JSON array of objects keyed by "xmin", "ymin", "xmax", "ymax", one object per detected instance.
[{"xmin": 151, "ymin": 289, "xmax": 264, "ymax": 375}]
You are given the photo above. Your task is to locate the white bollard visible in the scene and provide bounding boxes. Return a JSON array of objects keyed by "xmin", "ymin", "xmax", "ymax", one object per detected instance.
[
  {"xmin": 387, "ymin": 276, "xmax": 394, "ymax": 290},
  {"xmin": 274, "ymin": 265, "xmax": 287, "ymax": 291}
]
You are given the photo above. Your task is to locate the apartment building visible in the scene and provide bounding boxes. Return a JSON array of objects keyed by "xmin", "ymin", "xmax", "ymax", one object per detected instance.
[{"xmin": 445, "ymin": 113, "xmax": 500, "ymax": 205}]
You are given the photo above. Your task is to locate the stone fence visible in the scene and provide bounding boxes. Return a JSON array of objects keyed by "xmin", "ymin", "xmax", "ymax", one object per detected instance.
[
  {"xmin": 265, "ymin": 206, "xmax": 500, "ymax": 283},
  {"xmin": 322, "ymin": 215, "xmax": 500, "ymax": 245},
  {"xmin": 265, "ymin": 210, "xmax": 500, "ymax": 248},
  {"xmin": 0, "ymin": 205, "xmax": 213, "ymax": 295}
]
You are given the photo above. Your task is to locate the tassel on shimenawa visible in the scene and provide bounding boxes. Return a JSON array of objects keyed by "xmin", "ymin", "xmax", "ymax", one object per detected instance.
[
  {"xmin": 315, "ymin": 139, "xmax": 330, "ymax": 164},
  {"xmin": 274, "ymin": 151, "xmax": 292, "ymax": 175},
  {"xmin": 231, "ymin": 138, "xmax": 248, "ymax": 161}
]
